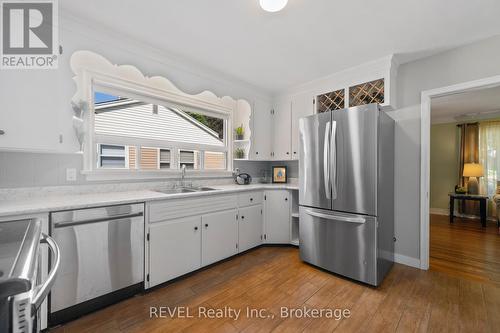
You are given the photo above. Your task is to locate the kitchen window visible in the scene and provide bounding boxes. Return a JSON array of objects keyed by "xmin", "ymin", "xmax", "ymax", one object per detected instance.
[
  {"xmin": 178, "ymin": 150, "xmax": 199, "ymax": 169},
  {"xmin": 98, "ymin": 144, "xmax": 129, "ymax": 168},
  {"xmin": 91, "ymin": 87, "xmax": 231, "ymax": 176}
]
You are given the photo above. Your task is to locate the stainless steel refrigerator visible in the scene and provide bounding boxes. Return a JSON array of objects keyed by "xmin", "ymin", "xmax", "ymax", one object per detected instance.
[{"xmin": 298, "ymin": 103, "xmax": 394, "ymax": 286}]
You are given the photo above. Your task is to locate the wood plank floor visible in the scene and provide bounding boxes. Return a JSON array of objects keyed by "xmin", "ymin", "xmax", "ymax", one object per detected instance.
[
  {"xmin": 50, "ymin": 239, "xmax": 500, "ymax": 333},
  {"xmin": 430, "ymin": 214, "xmax": 500, "ymax": 286}
]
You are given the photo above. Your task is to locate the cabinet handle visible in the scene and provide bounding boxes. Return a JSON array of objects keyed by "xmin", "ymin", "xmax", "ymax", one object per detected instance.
[
  {"xmin": 293, "ymin": 152, "xmax": 297, "ymax": 154},
  {"xmin": 285, "ymin": 198, "xmax": 288, "ymax": 201},
  {"xmin": 256, "ymin": 151, "xmax": 259, "ymax": 155},
  {"xmin": 241, "ymin": 216, "xmax": 245, "ymax": 220},
  {"xmin": 286, "ymin": 152, "xmax": 290, "ymax": 155},
  {"xmin": 194, "ymin": 226, "xmax": 198, "ymax": 231},
  {"xmin": 205, "ymin": 223, "xmax": 208, "ymax": 228},
  {"xmin": 250, "ymin": 198, "xmax": 253, "ymax": 202},
  {"xmin": 0, "ymin": 130, "xmax": 4, "ymax": 135}
]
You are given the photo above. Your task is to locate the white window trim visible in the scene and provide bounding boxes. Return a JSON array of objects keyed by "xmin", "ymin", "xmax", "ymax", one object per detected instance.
[
  {"xmin": 96, "ymin": 143, "xmax": 129, "ymax": 170},
  {"xmin": 158, "ymin": 148, "xmax": 172, "ymax": 170},
  {"xmin": 70, "ymin": 51, "xmax": 245, "ymax": 181}
]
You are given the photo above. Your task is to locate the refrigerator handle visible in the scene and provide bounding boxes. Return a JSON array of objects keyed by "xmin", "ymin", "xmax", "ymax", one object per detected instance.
[
  {"xmin": 305, "ymin": 209, "xmax": 366, "ymax": 224},
  {"xmin": 330, "ymin": 121, "xmax": 337, "ymax": 199},
  {"xmin": 323, "ymin": 121, "xmax": 331, "ymax": 199}
]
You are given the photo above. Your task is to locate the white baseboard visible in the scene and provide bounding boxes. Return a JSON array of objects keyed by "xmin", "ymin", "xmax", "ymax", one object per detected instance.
[
  {"xmin": 430, "ymin": 207, "xmax": 496, "ymax": 221},
  {"xmin": 394, "ymin": 253, "xmax": 421, "ymax": 269},
  {"xmin": 430, "ymin": 208, "xmax": 449, "ymax": 216}
]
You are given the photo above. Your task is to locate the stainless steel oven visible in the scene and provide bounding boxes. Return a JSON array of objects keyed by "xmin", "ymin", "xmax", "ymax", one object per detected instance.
[{"xmin": 0, "ymin": 218, "xmax": 60, "ymax": 333}]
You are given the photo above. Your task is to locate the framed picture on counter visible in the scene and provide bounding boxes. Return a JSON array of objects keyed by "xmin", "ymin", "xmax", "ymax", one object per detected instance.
[{"xmin": 272, "ymin": 166, "xmax": 287, "ymax": 183}]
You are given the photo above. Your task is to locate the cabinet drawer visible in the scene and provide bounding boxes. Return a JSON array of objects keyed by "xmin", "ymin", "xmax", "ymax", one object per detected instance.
[
  {"xmin": 149, "ymin": 194, "xmax": 237, "ymax": 223},
  {"xmin": 238, "ymin": 191, "xmax": 263, "ymax": 207}
]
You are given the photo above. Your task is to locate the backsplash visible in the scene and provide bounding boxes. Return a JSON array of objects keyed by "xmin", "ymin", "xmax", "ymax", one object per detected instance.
[{"xmin": 0, "ymin": 151, "xmax": 298, "ymax": 189}]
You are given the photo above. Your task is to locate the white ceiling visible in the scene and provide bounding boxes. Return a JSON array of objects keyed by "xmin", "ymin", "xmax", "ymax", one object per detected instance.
[
  {"xmin": 431, "ymin": 85, "xmax": 500, "ymax": 123},
  {"xmin": 61, "ymin": 0, "xmax": 500, "ymax": 93}
]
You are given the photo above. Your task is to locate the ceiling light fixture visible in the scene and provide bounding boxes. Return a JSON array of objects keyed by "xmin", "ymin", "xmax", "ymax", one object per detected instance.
[{"xmin": 259, "ymin": 0, "xmax": 288, "ymax": 12}]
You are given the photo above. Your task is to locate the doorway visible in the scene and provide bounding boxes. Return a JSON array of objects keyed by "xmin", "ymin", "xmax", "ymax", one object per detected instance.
[{"xmin": 421, "ymin": 76, "xmax": 500, "ymax": 284}]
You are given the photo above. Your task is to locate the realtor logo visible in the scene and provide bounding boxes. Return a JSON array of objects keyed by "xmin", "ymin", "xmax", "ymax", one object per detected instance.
[{"xmin": 1, "ymin": 0, "xmax": 58, "ymax": 69}]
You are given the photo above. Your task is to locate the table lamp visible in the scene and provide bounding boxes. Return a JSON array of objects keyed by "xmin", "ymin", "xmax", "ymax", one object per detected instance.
[{"xmin": 463, "ymin": 163, "xmax": 484, "ymax": 194}]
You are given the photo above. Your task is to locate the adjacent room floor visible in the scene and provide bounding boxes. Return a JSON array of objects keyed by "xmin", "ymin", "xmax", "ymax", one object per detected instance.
[
  {"xmin": 430, "ymin": 214, "xmax": 500, "ymax": 286},
  {"xmin": 51, "ymin": 243, "xmax": 500, "ymax": 332}
]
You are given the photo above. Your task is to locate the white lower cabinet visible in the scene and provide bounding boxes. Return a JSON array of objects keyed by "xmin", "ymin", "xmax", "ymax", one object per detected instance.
[
  {"xmin": 201, "ymin": 209, "xmax": 239, "ymax": 266},
  {"xmin": 264, "ymin": 190, "xmax": 291, "ymax": 243},
  {"xmin": 238, "ymin": 204, "xmax": 263, "ymax": 252},
  {"xmin": 148, "ymin": 190, "xmax": 293, "ymax": 287},
  {"xmin": 149, "ymin": 216, "xmax": 201, "ymax": 287}
]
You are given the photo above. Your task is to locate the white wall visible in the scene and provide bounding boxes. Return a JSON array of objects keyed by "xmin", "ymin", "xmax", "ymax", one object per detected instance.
[
  {"xmin": 392, "ymin": 35, "xmax": 500, "ymax": 261},
  {"xmin": 271, "ymin": 34, "xmax": 500, "ymax": 263},
  {"xmin": 0, "ymin": 13, "xmax": 271, "ymax": 154},
  {"xmin": 2, "ymin": 10, "xmax": 500, "ymax": 264}
]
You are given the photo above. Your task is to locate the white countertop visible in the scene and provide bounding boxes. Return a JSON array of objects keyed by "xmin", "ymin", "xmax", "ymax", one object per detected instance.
[{"xmin": 0, "ymin": 183, "xmax": 299, "ymax": 218}]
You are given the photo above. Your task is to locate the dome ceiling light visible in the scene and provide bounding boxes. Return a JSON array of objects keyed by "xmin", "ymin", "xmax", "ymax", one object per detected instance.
[{"xmin": 259, "ymin": 0, "xmax": 288, "ymax": 12}]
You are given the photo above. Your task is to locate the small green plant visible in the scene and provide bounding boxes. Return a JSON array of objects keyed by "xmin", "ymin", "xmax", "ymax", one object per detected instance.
[
  {"xmin": 235, "ymin": 124, "xmax": 244, "ymax": 139},
  {"xmin": 235, "ymin": 148, "xmax": 245, "ymax": 159}
]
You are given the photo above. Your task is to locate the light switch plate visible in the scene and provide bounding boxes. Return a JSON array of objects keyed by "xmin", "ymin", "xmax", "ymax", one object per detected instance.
[{"xmin": 66, "ymin": 168, "xmax": 77, "ymax": 181}]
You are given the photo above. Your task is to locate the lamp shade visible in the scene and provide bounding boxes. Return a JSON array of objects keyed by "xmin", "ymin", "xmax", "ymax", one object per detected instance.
[{"xmin": 463, "ymin": 163, "xmax": 484, "ymax": 177}]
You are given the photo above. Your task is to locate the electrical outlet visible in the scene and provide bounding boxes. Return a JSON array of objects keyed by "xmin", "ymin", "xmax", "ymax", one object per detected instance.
[{"xmin": 66, "ymin": 168, "xmax": 77, "ymax": 182}]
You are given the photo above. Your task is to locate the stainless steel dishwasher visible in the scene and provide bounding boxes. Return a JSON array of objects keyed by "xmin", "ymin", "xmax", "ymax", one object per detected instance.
[{"xmin": 49, "ymin": 203, "xmax": 144, "ymax": 325}]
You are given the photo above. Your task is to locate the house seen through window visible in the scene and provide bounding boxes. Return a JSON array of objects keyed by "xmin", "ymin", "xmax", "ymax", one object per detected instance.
[{"xmin": 93, "ymin": 91, "xmax": 228, "ymax": 171}]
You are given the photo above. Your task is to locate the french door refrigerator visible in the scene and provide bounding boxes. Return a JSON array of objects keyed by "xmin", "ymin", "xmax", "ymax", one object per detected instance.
[{"xmin": 298, "ymin": 103, "xmax": 394, "ymax": 286}]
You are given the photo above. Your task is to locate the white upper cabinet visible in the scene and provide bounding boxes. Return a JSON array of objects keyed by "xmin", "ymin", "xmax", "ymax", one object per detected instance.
[
  {"xmin": 272, "ymin": 100, "xmax": 292, "ymax": 160},
  {"xmin": 0, "ymin": 70, "xmax": 63, "ymax": 152},
  {"xmin": 249, "ymin": 99, "xmax": 273, "ymax": 160},
  {"xmin": 291, "ymin": 93, "xmax": 314, "ymax": 160}
]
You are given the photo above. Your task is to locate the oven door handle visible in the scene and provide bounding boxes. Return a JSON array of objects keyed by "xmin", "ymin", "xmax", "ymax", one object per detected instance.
[{"xmin": 32, "ymin": 233, "xmax": 60, "ymax": 311}]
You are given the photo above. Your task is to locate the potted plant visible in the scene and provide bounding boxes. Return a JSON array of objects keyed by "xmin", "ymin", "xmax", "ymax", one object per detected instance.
[
  {"xmin": 235, "ymin": 124, "xmax": 244, "ymax": 140},
  {"xmin": 235, "ymin": 148, "xmax": 245, "ymax": 159}
]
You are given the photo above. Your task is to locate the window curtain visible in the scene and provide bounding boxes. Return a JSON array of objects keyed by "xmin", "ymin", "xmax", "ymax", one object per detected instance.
[
  {"xmin": 457, "ymin": 123, "xmax": 479, "ymax": 215},
  {"xmin": 479, "ymin": 121, "xmax": 500, "ymax": 217}
]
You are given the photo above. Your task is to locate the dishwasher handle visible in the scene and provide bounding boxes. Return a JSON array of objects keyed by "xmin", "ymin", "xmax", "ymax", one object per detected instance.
[
  {"xmin": 53, "ymin": 211, "xmax": 144, "ymax": 229},
  {"xmin": 32, "ymin": 233, "xmax": 60, "ymax": 311}
]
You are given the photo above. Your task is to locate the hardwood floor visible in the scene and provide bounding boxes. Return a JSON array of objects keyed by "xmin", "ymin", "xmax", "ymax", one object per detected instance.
[
  {"xmin": 430, "ymin": 214, "xmax": 500, "ymax": 286},
  {"xmin": 50, "ymin": 241, "xmax": 500, "ymax": 333}
]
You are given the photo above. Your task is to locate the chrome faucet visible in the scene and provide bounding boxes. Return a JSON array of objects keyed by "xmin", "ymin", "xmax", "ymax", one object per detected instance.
[{"xmin": 179, "ymin": 164, "xmax": 187, "ymax": 188}]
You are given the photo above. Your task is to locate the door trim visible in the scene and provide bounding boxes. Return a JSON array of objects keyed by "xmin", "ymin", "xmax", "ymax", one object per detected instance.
[{"xmin": 420, "ymin": 74, "xmax": 500, "ymax": 270}]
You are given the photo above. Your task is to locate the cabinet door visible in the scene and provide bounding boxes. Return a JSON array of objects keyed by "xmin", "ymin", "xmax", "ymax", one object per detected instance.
[
  {"xmin": 272, "ymin": 100, "xmax": 292, "ymax": 160},
  {"xmin": 238, "ymin": 204, "xmax": 263, "ymax": 252},
  {"xmin": 291, "ymin": 93, "xmax": 314, "ymax": 160},
  {"xmin": 250, "ymin": 100, "xmax": 273, "ymax": 160},
  {"xmin": 264, "ymin": 191, "xmax": 290, "ymax": 243},
  {"xmin": 0, "ymin": 71, "xmax": 62, "ymax": 152},
  {"xmin": 149, "ymin": 216, "xmax": 201, "ymax": 287},
  {"xmin": 202, "ymin": 209, "xmax": 238, "ymax": 266}
]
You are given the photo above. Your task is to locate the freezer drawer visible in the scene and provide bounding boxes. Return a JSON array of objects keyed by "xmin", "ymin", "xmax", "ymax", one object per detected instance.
[{"xmin": 299, "ymin": 206, "xmax": 378, "ymax": 285}]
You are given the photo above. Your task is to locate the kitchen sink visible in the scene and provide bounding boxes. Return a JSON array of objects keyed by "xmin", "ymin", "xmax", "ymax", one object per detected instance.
[
  {"xmin": 155, "ymin": 187, "xmax": 217, "ymax": 194},
  {"xmin": 192, "ymin": 187, "xmax": 217, "ymax": 191},
  {"xmin": 155, "ymin": 188, "xmax": 197, "ymax": 194}
]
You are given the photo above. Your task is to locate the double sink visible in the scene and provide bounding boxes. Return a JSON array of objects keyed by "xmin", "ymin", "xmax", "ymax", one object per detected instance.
[{"xmin": 155, "ymin": 186, "xmax": 217, "ymax": 194}]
